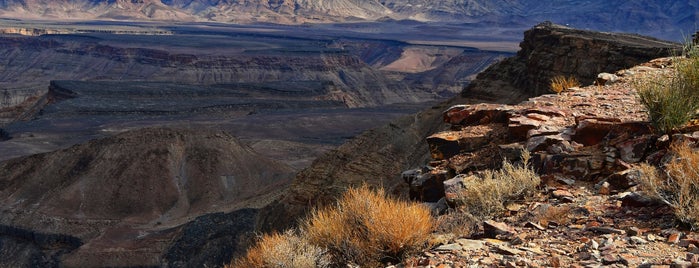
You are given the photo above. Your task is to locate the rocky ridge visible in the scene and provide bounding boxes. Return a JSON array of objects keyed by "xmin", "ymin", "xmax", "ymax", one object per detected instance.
[
  {"xmin": 0, "ymin": 1, "xmax": 696, "ymax": 41},
  {"xmin": 256, "ymin": 22, "xmax": 680, "ymax": 235},
  {"xmin": 463, "ymin": 22, "xmax": 680, "ymax": 100},
  {"xmin": 401, "ymin": 57, "xmax": 699, "ymax": 267}
]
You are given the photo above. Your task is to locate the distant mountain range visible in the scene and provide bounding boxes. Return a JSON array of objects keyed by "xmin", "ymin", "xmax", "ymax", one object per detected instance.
[{"xmin": 0, "ymin": 0, "xmax": 696, "ymax": 41}]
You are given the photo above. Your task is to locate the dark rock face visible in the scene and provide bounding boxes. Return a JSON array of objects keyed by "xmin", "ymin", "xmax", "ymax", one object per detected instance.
[
  {"xmin": 0, "ymin": 127, "xmax": 294, "ymax": 267},
  {"xmin": 162, "ymin": 209, "xmax": 258, "ymax": 268},
  {"xmin": 463, "ymin": 22, "xmax": 680, "ymax": 100},
  {"xmin": 0, "ymin": 225, "xmax": 82, "ymax": 268},
  {"xmin": 258, "ymin": 97, "xmax": 453, "ymax": 232}
]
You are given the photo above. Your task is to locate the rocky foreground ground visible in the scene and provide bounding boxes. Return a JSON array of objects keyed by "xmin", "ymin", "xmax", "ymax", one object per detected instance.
[{"xmin": 400, "ymin": 57, "xmax": 699, "ymax": 267}]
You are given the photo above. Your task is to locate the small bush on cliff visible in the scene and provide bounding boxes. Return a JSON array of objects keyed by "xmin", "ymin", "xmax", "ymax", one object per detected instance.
[
  {"xmin": 550, "ymin": 75, "xmax": 580, "ymax": 94},
  {"xmin": 304, "ymin": 184, "xmax": 434, "ymax": 266},
  {"xmin": 638, "ymin": 142, "xmax": 699, "ymax": 230},
  {"xmin": 227, "ymin": 230, "xmax": 330, "ymax": 268},
  {"xmin": 228, "ymin": 185, "xmax": 434, "ymax": 267},
  {"xmin": 637, "ymin": 44, "xmax": 699, "ymax": 133},
  {"xmin": 456, "ymin": 150, "xmax": 540, "ymax": 220}
]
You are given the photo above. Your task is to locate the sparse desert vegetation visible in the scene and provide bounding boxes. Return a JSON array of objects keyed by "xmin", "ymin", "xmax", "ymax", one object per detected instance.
[
  {"xmin": 549, "ymin": 75, "xmax": 580, "ymax": 94},
  {"xmin": 227, "ymin": 230, "xmax": 330, "ymax": 268},
  {"xmin": 230, "ymin": 185, "xmax": 434, "ymax": 267},
  {"xmin": 638, "ymin": 142, "xmax": 699, "ymax": 230},
  {"xmin": 453, "ymin": 150, "xmax": 540, "ymax": 220},
  {"xmin": 636, "ymin": 44, "xmax": 699, "ymax": 134}
]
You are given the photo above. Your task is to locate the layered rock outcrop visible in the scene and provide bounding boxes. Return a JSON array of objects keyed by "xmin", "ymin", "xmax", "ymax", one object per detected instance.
[
  {"xmin": 463, "ymin": 22, "xmax": 680, "ymax": 100},
  {"xmin": 0, "ymin": 34, "xmax": 435, "ymax": 112},
  {"xmin": 257, "ymin": 24, "xmax": 680, "ymax": 233},
  {"xmin": 411, "ymin": 58, "xmax": 674, "ymax": 204}
]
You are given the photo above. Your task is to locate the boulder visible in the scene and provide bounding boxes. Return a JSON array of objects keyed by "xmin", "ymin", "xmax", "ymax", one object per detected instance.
[
  {"xmin": 443, "ymin": 104, "xmax": 512, "ymax": 126},
  {"xmin": 404, "ymin": 168, "xmax": 450, "ymax": 202},
  {"xmin": 615, "ymin": 135, "xmax": 653, "ymax": 163},
  {"xmin": 573, "ymin": 117, "xmax": 652, "ymax": 146}
]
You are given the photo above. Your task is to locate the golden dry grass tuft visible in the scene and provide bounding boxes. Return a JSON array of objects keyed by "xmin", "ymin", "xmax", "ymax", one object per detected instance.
[
  {"xmin": 303, "ymin": 184, "xmax": 435, "ymax": 266},
  {"xmin": 227, "ymin": 230, "xmax": 330, "ymax": 268},
  {"xmin": 638, "ymin": 142, "xmax": 699, "ymax": 230},
  {"xmin": 456, "ymin": 150, "xmax": 540, "ymax": 220},
  {"xmin": 550, "ymin": 75, "xmax": 580, "ymax": 94}
]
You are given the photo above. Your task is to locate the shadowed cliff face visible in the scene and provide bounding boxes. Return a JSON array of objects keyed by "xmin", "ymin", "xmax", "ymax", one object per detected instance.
[
  {"xmin": 0, "ymin": 34, "xmax": 427, "ymax": 110},
  {"xmin": 0, "ymin": 127, "xmax": 294, "ymax": 267},
  {"xmin": 463, "ymin": 22, "xmax": 681, "ymax": 101}
]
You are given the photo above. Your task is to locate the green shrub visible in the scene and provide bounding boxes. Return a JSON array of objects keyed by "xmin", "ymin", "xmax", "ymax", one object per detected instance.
[{"xmin": 637, "ymin": 43, "xmax": 699, "ymax": 134}]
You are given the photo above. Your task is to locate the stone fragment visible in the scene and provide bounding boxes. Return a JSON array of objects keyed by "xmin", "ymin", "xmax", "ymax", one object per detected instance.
[
  {"xmin": 621, "ymin": 192, "xmax": 661, "ymax": 207},
  {"xmin": 629, "ymin": 236, "xmax": 648, "ymax": 244},
  {"xmin": 455, "ymin": 239, "xmax": 485, "ymax": 251},
  {"xmin": 602, "ymin": 254, "xmax": 627, "ymax": 265},
  {"xmin": 435, "ymin": 243, "xmax": 462, "ymax": 251},
  {"xmin": 671, "ymin": 259, "xmax": 693, "ymax": 268},
  {"xmin": 668, "ymin": 233, "xmax": 681, "ymax": 244},
  {"xmin": 443, "ymin": 174, "xmax": 478, "ymax": 205},
  {"xmin": 526, "ymin": 134, "xmax": 566, "ymax": 152},
  {"xmin": 424, "ymin": 197, "xmax": 448, "ymax": 215},
  {"xmin": 509, "ymin": 116, "xmax": 542, "ymax": 141},
  {"xmin": 598, "ymin": 181, "xmax": 611, "ymax": 195},
  {"xmin": 525, "ymin": 221, "xmax": 546, "ymax": 231},
  {"xmin": 603, "ymin": 169, "xmax": 641, "ymax": 191},
  {"xmin": 556, "ymin": 176, "xmax": 576, "ymax": 186},
  {"xmin": 521, "ymin": 246, "xmax": 545, "ymax": 255},
  {"xmin": 428, "ymin": 233, "xmax": 454, "ymax": 246},
  {"xmin": 586, "ymin": 226, "xmax": 626, "ymax": 235},
  {"xmin": 616, "ymin": 135, "xmax": 652, "ymax": 163},
  {"xmin": 404, "ymin": 168, "xmax": 449, "ymax": 202},
  {"xmin": 551, "ymin": 189, "xmax": 574, "ymax": 199},
  {"xmin": 572, "ymin": 118, "xmax": 651, "ymax": 146},
  {"xmin": 494, "ymin": 244, "xmax": 523, "ymax": 256},
  {"xmin": 688, "ymin": 244, "xmax": 699, "ymax": 254},
  {"xmin": 498, "ymin": 143, "xmax": 526, "ymax": 162},
  {"xmin": 627, "ymin": 227, "xmax": 642, "ymax": 236},
  {"xmin": 483, "ymin": 220, "xmax": 515, "ymax": 238},
  {"xmin": 679, "ymin": 239, "xmax": 699, "ymax": 248},
  {"xmin": 443, "ymin": 104, "xmax": 511, "ymax": 126},
  {"xmin": 595, "ymin": 72, "xmax": 619, "ymax": 86},
  {"xmin": 427, "ymin": 127, "xmax": 496, "ymax": 160},
  {"xmin": 646, "ymin": 234, "xmax": 658, "ymax": 242}
]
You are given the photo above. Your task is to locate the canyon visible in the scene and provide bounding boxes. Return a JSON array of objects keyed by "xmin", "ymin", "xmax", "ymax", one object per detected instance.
[
  {"xmin": 0, "ymin": 19, "xmax": 682, "ymax": 266},
  {"xmin": 0, "ymin": 2, "xmax": 693, "ymax": 266}
]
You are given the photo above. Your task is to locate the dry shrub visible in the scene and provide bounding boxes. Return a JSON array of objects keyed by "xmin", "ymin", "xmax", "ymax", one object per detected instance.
[
  {"xmin": 550, "ymin": 75, "xmax": 580, "ymax": 94},
  {"xmin": 638, "ymin": 142, "xmax": 699, "ymax": 229},
  {"xmin": 227, "ymin": 230, "xmax": 330, "ymax": 268},
  {"xmin": 303, "ymin": 184, "xmax": 434, "ymax": 266},
  {"xmin": 457, "ymin": 150, "xmax": 540, "ymax": 219}
]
